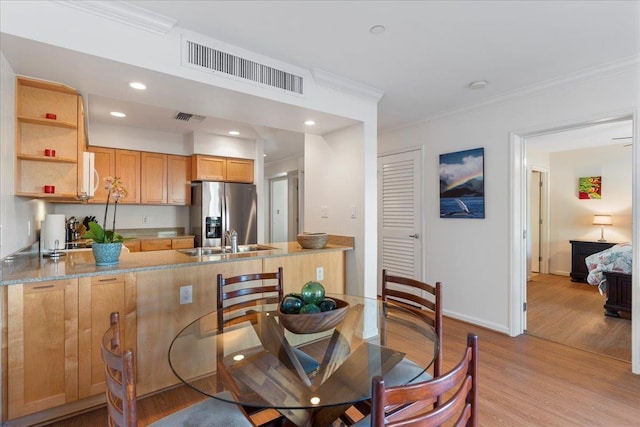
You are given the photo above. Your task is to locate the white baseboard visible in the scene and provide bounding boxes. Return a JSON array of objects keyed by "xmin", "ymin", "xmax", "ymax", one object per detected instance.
[{"xmin": 443, "ymin": 309, "xmax": 512, "ymax": 336}]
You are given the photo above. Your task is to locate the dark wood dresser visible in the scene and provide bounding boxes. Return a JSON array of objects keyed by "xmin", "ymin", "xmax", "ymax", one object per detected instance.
[{"xmin": 569, "ymin": 240, "xmax": 616, "ymax": 282}]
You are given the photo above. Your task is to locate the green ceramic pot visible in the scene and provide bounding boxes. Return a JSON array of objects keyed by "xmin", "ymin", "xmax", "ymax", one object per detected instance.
[{"xmin": 92, "ymin": 242, "xmax": 122, "ymax": 266}]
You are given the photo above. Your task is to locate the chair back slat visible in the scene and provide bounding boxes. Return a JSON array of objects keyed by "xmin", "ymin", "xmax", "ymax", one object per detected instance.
[
  {"xmin": 101, "ymin": 312, "xmax": 137, "ymax": 427},
  {"xmin": 371, "ymin": 333, "xmax": 478, "ymax": 427}
]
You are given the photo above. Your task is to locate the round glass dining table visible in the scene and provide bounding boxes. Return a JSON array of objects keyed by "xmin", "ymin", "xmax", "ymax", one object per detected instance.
[{"xmin": 168, "ymin": 294, "xmax": 438, "ymax": 426}]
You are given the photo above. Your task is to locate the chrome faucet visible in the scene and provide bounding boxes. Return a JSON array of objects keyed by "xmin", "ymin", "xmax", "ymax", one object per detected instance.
[{"xmin": 224, "ymin": 229, "xmax": 238, "ymax": 253}]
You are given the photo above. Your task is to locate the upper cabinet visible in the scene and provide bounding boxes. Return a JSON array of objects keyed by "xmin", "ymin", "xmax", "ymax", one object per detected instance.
[
  {"xmin": 141, "ymin": 152, "xmax": 167, "ymax": 204},
  {"xmin": 15, "ymin": 77, "xmax": 83, "ymax": 200},
  {"xmin": 115, "ymin": 149, "xmax": 141, "ymax": 204},
  {"xmin": 191, "ymin": 154, "xmax": 254, "ymax": 183},
  {"xmin": 89, "ymin": 147, "xmax": 191, "ymax": 206},
  {"xmin": 87, "ymin": 147, "xmax": 141, "ymax": 204},
  {"xmin": 167, "ymin": 155, "xmax": 191, "ymax": 205}
]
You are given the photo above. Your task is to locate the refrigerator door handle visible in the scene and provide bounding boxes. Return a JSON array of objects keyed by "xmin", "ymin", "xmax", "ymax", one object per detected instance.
[{"xmin": 224, "ymin": 194, "xmax": 230, "ymax": 236}]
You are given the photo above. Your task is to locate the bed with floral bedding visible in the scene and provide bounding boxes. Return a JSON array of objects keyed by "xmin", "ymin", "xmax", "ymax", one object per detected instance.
[{"xmin": 585, "ymin": 242, "xmax": 632, "ymax": 317}]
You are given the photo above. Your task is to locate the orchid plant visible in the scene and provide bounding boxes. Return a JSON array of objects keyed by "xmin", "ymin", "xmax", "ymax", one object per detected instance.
[{"xmin": 82, "ymin": 176, "xmax": 128, "ymax": 243}]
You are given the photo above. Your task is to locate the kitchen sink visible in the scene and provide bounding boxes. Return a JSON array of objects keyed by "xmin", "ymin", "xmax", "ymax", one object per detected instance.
[{"xmin": 178, "ymin": 245, "xmax": 277, "ymax": 256}]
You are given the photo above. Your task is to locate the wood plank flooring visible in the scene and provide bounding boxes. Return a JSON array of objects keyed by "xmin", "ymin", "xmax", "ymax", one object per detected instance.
[
  {"xmin": 526, "ymin": 273, "xmax": 631, "ymax": 361},
  {"xmin": 43, "ymin": 314, "xmax": 640, "ymax": 427}
]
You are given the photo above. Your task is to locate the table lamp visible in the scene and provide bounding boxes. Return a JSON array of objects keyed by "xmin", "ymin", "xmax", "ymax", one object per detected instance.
[{"xmin": 592, "ymin": 214, "xmax": 612, "ymax": 242}]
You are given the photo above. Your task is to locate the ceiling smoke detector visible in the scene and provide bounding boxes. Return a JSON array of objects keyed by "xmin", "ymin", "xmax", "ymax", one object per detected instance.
[
  {"xmin": 468, "ymin": 80, "xmax": 488, "ymax": 90},
  {"xmin": 174, "ymin": 112, "xmax": 206, "ymax": 122}
]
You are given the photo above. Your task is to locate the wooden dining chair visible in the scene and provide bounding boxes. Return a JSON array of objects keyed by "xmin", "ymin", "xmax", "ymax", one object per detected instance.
[
  {"xmin": 101, "ymin": 312, "xmax": 254, "ymax": 427},
  {"xmin": 356, "ymin": 333, "xmax": 478, "ymax": 427},
  {"xmin": 216, "ymin": 267, "xmax": 318, "ymax": 371},
  {"xmin": 382, "ymin": 269, "xmax": 443, "ymax": 379}
]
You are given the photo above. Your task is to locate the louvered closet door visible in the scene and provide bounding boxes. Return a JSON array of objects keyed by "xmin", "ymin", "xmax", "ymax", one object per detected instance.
[{"xmin": 378, "ymin": 149, "xmax": 422, "ymax": 293}]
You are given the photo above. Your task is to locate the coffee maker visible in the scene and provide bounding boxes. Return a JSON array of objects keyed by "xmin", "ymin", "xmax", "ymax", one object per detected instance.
[{"xmin": 66, "ymin": 217, "xmax": 80, "ymax": 243}]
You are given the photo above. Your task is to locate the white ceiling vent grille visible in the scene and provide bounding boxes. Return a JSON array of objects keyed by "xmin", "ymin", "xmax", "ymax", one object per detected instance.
[
  {"xmin": 175, "ymin": 112, "xmax": 206, "ymax": 122},
  {"xmin": 184, "ymin": 39, "xmax": 303, "ymax": 95}
]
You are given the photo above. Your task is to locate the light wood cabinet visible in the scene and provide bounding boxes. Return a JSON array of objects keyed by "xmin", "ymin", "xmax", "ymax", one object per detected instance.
[
  {"xmin": 226, "ymin": 157, "xmax": 254, "ymax": 183},
  {"xmin": 87, "ymin": 146, "xmax": 115, "ymax": 203},
  {"xmin": 191, "ymin": 154, "xmax": 226, "ymax": 181},
  {"xmin": 15, "ymin": 77, "xmax": 82, "ymax": 200},
  {"xmin": 141, "ymin": 152, "xmax": 168, "ymax": 204},
  {"xmin": 115, "ymin": 149, "xmax": 141, "ymax": 204},
  {"xmin": 5, "ymin": 273, "xmax": 137, "ymax": 421},
  {"xmin": 191, "ymin": 155, "xmax": 254, "ymax": 183},
  {"xmin": 78, "ymin": 274, "xmax": 136, "ymax": 398},
  {"xmin": 123, "ymin": 239, "xmax": 141, "ymax": 252},
  {"xmin": 167, "ymin": 155, "xmax": 191, "ymax": 205},
  {"xmin": 140, "ymin": 238, "xmax": 172, "ymax": 251},
  {"xmin": 171, "ymin": 236, "xmax": 195, "ymax": 249},
  {"xmin": 91, "ymin": 149, "xmax": 190, "ymax": 206},
  {"xmin": 88, "ymin": 147, "xmax": 140, "ymax": 204},
  {"xmin": 262, "ymin": 251, "xmax": 346, "ymax": 294},
  {"xmin": 7, "ymin": 279, "xmax": 79, "ymax": 419}
]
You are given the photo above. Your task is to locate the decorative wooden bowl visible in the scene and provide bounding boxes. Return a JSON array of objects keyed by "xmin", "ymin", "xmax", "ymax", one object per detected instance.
[
  {"xmin": 297, "ymin": 232, "xmax": 329, "ymax": 249},
  {"xmin": 278, "ymin": 298, "xmax": 350, "ymax": 334}
]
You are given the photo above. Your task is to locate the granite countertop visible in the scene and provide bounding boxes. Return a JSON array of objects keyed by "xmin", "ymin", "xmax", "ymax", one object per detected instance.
[{"xmin": 1, "ymin": 241, "xmax": 353, "ymax": 285}]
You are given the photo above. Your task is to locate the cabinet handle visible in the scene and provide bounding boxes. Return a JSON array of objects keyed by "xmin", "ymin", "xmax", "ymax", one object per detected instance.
[
  {"xmin": 33, "ymin": 284, "xmax": 54, "ymax": 289},
  {"xmin": 98, "ymin": 277, "xmax": 118, "ymax": 282}
]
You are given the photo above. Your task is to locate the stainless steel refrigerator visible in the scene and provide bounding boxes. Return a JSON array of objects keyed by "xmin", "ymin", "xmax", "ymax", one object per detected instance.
[{"xmin": 190, "ymin": 182, "xmax": 257, "ymax": 247}]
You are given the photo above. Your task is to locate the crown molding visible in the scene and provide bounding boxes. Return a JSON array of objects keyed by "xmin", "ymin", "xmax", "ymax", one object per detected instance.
[
  {"xmin": 53, "ymin": 1, "xmax": 177, "ymax": 35},
  {"xmin": 312, "ymin": 68, "xmax": 384, "ymax": 103},
  {"xmin": 384, "ymin": 54, "xmax": 640, "ymax": 134}
]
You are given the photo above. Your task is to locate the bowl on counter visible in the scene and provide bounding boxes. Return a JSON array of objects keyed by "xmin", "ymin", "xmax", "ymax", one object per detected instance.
[{"xmin": 297, "ymin": 232, "xmax": 329, "ymax": 249}]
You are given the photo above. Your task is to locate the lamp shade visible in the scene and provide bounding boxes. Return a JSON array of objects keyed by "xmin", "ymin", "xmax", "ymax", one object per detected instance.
[{"xmin": 592, "ymin": 215, "xmax": 612, "ymax": 226}]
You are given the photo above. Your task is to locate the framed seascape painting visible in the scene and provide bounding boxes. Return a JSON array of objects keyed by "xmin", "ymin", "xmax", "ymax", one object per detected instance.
[{"xmin": 439, "ymin": 147, "xmax": 485, "ymax": 218}]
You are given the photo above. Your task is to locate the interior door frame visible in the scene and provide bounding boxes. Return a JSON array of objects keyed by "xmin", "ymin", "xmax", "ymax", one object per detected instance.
[
  {"xmin": 527, "ymin": 166, "xmax": 550, "ymax": 276},
  {"xmin": 509, "ymin": 111, "xmax": 638, "ymax": 374}
]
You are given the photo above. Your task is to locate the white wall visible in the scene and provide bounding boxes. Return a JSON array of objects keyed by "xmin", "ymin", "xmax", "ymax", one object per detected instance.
[
  {"xmin": 379, "ymin": 63, "xmax": 639, "ymax": 338},
  {"xmin": 305, "ymin": 124, "xmax": 365, "ymax": 295},
  {"xmin": 549, "ymin": 144, "xmax": 633, "ymax": 275},
  {"xmin": 0, "ymin": 52, "xmax": 51, "ymax": 258},
  {"xmin": 89, "ymin": 122, "xmax": 191, "ymax": 155}
]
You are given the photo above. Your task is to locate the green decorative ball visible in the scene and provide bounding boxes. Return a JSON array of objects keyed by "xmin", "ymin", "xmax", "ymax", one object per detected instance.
[
  {"xmin": 299, "ymin": 303, "xmax": 321, "ymax": 314},
  {"xmin": 300, "ymin": 281, "xmax": 325, "ymax": 305},
  {"xmin": 280, "ymin": 294, "xmax": 304, "ymax": 314}
]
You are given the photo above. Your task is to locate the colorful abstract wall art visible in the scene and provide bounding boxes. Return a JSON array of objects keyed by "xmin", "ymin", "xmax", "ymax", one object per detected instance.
[{"xmin": 578, "ymin": 176, "xmax": 602, "ymax": 199}]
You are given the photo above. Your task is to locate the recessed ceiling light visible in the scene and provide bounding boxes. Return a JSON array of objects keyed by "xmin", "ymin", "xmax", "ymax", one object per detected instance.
[
  {"xmin": 110, "ymin": 111, "xmax": 126, "ymax": 118},
  {"xmin": 228, "ymin": 130, "xmax": 240, "ymax": 136},
  {"xmin": 129, "ymin": 82, "xmax": 146, "ymax": 90},
  {"xmin": 369, "ymin": 25, "xmax": 386, "ymax": 35},
  {"xmin": 468, "ymin": 80, "xmax": 488, "ymax": 90},
  {"xmin": 304, "ymin": 120, "xmax": 316, "ymax": 126}
]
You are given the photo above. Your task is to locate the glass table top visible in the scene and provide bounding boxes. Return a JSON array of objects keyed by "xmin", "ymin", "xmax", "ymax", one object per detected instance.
[{"xmin": 168, "ymin": 294, "xmax": 438, "ymax": 412}]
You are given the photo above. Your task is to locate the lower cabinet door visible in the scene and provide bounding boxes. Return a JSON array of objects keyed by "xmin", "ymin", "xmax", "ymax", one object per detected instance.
[
  {"xmin": 7, "ymin": 280, "xmax": 79, "ymax": 419},
  {"xmin": 78, "ymin": 273, "xmax": 137, "ymax": 398}
]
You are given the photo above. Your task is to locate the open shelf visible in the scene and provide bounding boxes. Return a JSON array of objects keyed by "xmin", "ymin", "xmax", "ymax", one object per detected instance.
[
  {"xmin": 18, "ymin": 115, "xmax": 77, "ymax": 129},
  {"xmin": 16, "ymin": 154, "xmax": 77, "ymax": 163}
]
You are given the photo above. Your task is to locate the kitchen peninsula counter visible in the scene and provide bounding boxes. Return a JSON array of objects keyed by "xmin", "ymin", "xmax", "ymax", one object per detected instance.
[{"xmin": 0, "ymin": 241, "xmax": 353, "ymax": 285}]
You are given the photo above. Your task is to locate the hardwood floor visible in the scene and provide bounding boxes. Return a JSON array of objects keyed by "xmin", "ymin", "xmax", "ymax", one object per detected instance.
[
  {"xmin": 44, "ymin": 315, "xmax": 640, "ymax": 427},
  {"xmin": 526, "ymin": 273, "xmax": 631, "ymax": 361}
]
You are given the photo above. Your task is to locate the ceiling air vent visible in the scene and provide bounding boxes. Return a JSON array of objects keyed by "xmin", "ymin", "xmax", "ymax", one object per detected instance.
[
  {"xmin": 174, "ymin": 112, "xmax": 206, "ymax": 123},
  {"xmin": 184, "ymin": 39, "xmax": 303, "ymax": 95}
]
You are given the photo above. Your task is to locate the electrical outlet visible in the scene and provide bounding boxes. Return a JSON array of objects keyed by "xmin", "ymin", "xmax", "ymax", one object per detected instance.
[
  {"xmin": 142, "ymin": 216, "xmax": 148, "ymax": 224},
  {"xmin": 351, "ymin": 205, "xmax": 357, "ymax": 219},
  {"xmin": 321, "ymin": 206, "xmax": 328, "ymax": 218},
  {"xmin": 180, "ymin": 285, "xmax": 193, "ymax": 304},
  {"xmin": 316, "ymin": 266, "xmax": 324, "ymax": 281}
]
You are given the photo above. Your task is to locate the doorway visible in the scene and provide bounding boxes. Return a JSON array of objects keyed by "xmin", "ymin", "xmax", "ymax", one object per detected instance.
[
  {"xmin": 519, "ymin": 117, "xmax": 634, "ymax": 361},
  {"xmin": 269, "ymin": 172, "xmax": 299, "ymax": 243}
]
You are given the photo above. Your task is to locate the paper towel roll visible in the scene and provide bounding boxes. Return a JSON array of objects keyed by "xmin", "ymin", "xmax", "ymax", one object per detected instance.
[{"xmin": 43, "ymin": 214, "xmax": 66, "ymax": 251}]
